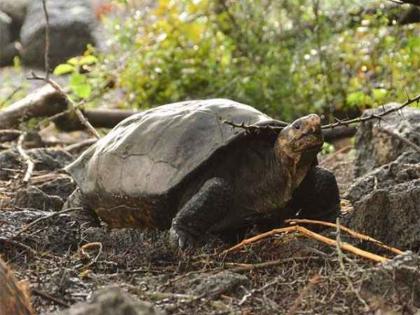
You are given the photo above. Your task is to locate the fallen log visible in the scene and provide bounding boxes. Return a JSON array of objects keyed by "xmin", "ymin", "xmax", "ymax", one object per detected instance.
[
  {"xmin": 0, "ymin": 85, "xmax": 135, "ymax": 130},
  {"xmin": 53, "ymin": 108, "xmax": 137, "ymax": 131},
  {"xmin": 0, "ymin": 85, "xmax": 67, "ymax": 129}
]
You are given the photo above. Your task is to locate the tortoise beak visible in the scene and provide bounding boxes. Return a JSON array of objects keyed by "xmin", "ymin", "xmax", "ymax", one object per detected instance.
[{"xmin": 295, "ymin": 133, "xmax": 323, "ymax": 152}]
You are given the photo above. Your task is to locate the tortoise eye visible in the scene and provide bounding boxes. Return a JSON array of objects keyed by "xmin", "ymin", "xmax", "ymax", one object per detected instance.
[{"xmin": 293, "ymin": 122, "xmax": 301, "ymax": 130}]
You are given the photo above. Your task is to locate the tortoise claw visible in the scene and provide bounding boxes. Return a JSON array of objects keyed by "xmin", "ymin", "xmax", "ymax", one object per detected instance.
[{"xmin": 169, "ymin": 227, "xmax": 196, "ymax": 250}]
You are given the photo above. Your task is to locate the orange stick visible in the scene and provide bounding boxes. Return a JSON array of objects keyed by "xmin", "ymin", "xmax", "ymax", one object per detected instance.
[{"xmin": 286, "ymin": 219, "xmax": 403, "ymax": 255}]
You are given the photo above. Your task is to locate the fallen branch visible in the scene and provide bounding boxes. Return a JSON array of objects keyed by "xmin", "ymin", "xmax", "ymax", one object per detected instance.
[
  {"xmin": 0, "ymin": 85, "xmax": 68, "ymax": 129},
  {"xmin": 221, "ymin": 225, "xmax": 389, "ymax": 263},
  {"xmin": 226, "ymin": 256, "xmax": 320, "ymax": 273},
  {"xmin": 16, "ymin": 132, "xmax": 34, "ymax": 183},
  {"xmin": 55, "ymin": 108, "xmax": 137, "ymax": 131},
  {"xmin": 0, "ymin": 86, "xmax": 136, "ymax": 131},
  {"xmin": 285, "ymin": 219, "xmax": 404, "ymax": 255}
]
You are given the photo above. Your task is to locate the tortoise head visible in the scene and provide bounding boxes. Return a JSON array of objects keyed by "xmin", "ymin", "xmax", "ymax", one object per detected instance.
[{"xmin": 275, "ymin": 114, "xmax": 323, "ymax": 162}]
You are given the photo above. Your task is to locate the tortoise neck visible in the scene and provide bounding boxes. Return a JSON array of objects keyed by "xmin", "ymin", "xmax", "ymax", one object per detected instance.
[{"xmin": 274, "ymin": 146, "xmax": 316, "ymax": 191}]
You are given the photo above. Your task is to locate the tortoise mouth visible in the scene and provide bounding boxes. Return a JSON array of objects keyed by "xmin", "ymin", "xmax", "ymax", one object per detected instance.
[{"xmin": 294, "ymin": 134, "xmax": 323, "ymax": 152}]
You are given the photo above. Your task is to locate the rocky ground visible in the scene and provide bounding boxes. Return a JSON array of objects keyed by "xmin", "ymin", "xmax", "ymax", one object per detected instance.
[
  {"xmin": 2, "ymin": 1, "xmax": 418, "ymax": 313},
  {"xmin": 0, "ymin": 106, "xmax": 419, "ymax": 315}
]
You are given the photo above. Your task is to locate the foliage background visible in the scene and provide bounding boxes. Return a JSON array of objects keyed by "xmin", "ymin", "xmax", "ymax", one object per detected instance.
[
  {"xmin": 100, "ymin": 0, "xmax": 420, "ymax": 121},
  {"xmin": 3, "ymin": 0, "xmax": 419, "ymax": 121}
]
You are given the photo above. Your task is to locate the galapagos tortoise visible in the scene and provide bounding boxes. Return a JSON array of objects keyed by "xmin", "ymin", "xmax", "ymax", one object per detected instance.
[{"xmin": 66, "ymin": 99, "xmax": 340, "ymax": 248}]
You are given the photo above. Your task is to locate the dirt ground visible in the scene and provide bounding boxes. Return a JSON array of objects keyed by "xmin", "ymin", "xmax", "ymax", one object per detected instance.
[{"xmin": 0, "ymin": 134, "xmax": 418, "ymax": 315}]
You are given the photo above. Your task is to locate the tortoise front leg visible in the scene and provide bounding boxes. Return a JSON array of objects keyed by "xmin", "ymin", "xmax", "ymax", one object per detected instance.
[
  {"xmin": 290, "ymin": 166, "xmax": 340, "ymax": 222},
  {"xmin": 169, "ymin": 177, "xmax": 232, "ymax": 249}
]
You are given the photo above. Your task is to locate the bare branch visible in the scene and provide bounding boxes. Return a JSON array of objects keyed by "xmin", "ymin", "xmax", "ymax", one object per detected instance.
[
  {"xmin": 222, "ymin": 94, "xmax": 420, "ymax": 134},
  {"xmin": 321, "ymin": 94, "xmax": 420, "ymax": 129},
  {"xmin": 41, "ymin": 0, "xmax": 50, "ymax": 78},
  {"xmin": 16, "ymin": 132, "xmax": 35, "ymax": 184},
  {"xmin": 28, "ymin": 72, "xmax": 100, "ymax": 139},
  {"xmin": 25, "ymin": 0, "xmax": 99, "ymax": 139},
  {"xmin": 0, "ymin": 86, "xmax": 22, "ymax": 107}
]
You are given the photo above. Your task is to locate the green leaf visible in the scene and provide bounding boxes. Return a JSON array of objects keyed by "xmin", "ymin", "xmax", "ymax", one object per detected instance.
[
  {"xmin": 347, "ymin": 91, "xmax": 366, "ymax": 107},
  {"xmin": 69, "ymin": 73, "xmax": 92, "ymax": 99},
  {"xmin": 78, "ymin": 55, "xmax": 98, "ymax": 65},
  {"xmin": 53, "ymin": 64, "xmax": 74, "ymax": 75},
  {"xmin": 73, "ymin": 84, "xmax": 92, "ymax": 99},
  {"xmin": 372, "ymin": 88, "xmax": 387, "ymax": 102},
  {"xmin": 67, "ymin": 57, "xmax": 79, "ymax": 66}
]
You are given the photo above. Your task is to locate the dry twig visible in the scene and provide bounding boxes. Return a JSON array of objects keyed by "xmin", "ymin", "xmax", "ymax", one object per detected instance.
[
  {"xmin": 285, "ymin": 219, "xmax": 404, "ymax": 255},
  {"xmin": 78, "ymin": 242, "xmax": 103, "ymax": 269},
  {"xmin": 286, "ymin": 274, "xmax": 321, "ymax": 315},
  {"xmin": 223, "ymin": 94, "xmax": 420, "ymax": 132},
  {"xmin": 32, "ymin": 287, "xmax": 70, "ymax": 308},
  {"xmin": 16, "ymin": 132, "xmax": 35, "ymax": 183},
  {"xmin": 221, "ymin": 225, "xmax": 389, "ymax": 263},
  {"xmin": 0, "ymin": 86, "xmax": 22, "ymax": 107},
  {"xmin": 14, "ymin": 207, "xmax": 81, "ymax": 238},
  {"xmin": 41, "ymin": 0, "xmax": 50, "ymax": 78},
  {"xmin": 322, "ymin": 94, "xmax": 420, "ymax": 128},
  {"xmin": 64, "ymin": 138, "xmax": 97, "ymax": 153},
  {"xmin": 28, "ymin": 73, "xmax": 100, "ymax": 139},
  {"xmin": 335, "ymin": 218, "xmax": 370, "ymax": 310},
  {"xmin": 25, "ymin": 0, "xmax": 100, "ymax": 139},
  {"xmin": 226, "ymin": 256, "xmax": 320, "ymax": 273}
]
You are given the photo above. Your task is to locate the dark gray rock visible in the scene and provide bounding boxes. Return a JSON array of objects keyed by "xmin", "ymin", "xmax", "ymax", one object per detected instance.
[
  {"xmin": 0, "ymin": 11, "xmax": 12, "ymax": 65},
  {"xmin": 54, "ymin": 287, "xmax": 163, "ymax": 315},
  {"xmin": 0, "ymin": 11, "xmax": 11, "ymax": 46},
  {"xmin": 0, "ymin": 0, "xmax": 28, "ymax": 37},
  {"xmin": 361, "ymin": 252, "xmax": 420, "ymax": 310},
  {"xmin": 346, "ymin": 152, "xmax": 420, "ymax": 250},
  {"xmin": 354, "ymin": 104, "xmax": 420, "ymax": 177},
  {"xmin": 20, "ymin": 0, "xmax": 96, "ymax": 68},
  {"xmin": 0, "ymin": 148, "xmax": 73, "ymax": 180}
]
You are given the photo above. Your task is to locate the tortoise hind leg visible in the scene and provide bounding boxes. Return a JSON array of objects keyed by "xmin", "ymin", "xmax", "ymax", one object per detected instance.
[
  {"xmin": 290, "ymin": 166, "xmax": 340, "ymax": 222},
  {"xmin": 169, "ymin": 177, "xmax": 232, "ymax": 249}
]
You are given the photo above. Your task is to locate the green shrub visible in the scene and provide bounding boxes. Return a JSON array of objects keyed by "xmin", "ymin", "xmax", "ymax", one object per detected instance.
[{"xmin": 101, "ymin": 0, "xmax": 419, "ymax": 121}]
